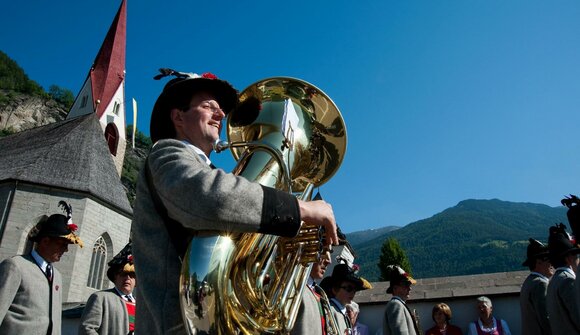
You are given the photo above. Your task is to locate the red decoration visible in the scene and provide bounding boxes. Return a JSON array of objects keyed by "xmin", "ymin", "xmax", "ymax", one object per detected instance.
[
  {"xmin": 128, "ymin": 255, "xmax": 134, "ymax": 263},
  {"xmin": 201, "ymin": 72, "xmax": 217, "ymax": 79},
  {"xmin": 68, "ymin": 223, "xmax": 78, "ymax": 232}
]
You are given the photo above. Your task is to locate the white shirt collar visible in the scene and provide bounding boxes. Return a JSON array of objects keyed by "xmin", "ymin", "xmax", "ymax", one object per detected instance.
[
  {"xmin": 331, "ymin": 298, "xmax": 347, "ymax": 314},
  {"xmin": 31, "ymin": 249, "xmax": 49, "ymax": 273},
  {"xmin": 391, "ymin": 296, "xmax": 407, "ymax": 304},
  {"xmin": 530, "ymin": 271, "xmax": 549, "ymax": 281},
  {"xmin": 181, "ymin": 140, "xmax": 213, "ymax": 166},
  {"xmin": 556, "ymin": 266, "xmax": 576, "ymax": 278},
  {"xmin": 307, "ymin": 277, "xmax": 315, "ymax": 288},
  {"xmin": 114, "ymin": 287, "xmax": 134, "ymax": 301}
]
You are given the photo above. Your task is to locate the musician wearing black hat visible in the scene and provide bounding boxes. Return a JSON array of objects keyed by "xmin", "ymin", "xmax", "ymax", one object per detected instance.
[
  {"xmin": 326, "ymin": 263, "xmax": 372, "ymax": 334},
  {"xmin": 519, "ymin": 238, "xmax": 553, "ymax": 335},
  {"xmin": 132, "ymin": 69, "xmax": 339, "ymax": 334},
  {"xmin": 545, "ymin": 224, "xmax": 580, "ymax": 334},
  {"xmin": 383, "ymin": 265, "xmax": 420, "ymax": 335},
  {"xmin": 79, "ymin": 242, "xmax": 136, "ymax": 335},
  {"xmin": 0, "ymin": 201, "xmax": 83, "ymax": 335}
]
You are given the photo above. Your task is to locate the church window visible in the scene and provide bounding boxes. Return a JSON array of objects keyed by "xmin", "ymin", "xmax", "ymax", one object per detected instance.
[
  {"xmin": 81, "ymin": 95, "xmax": 88, "ymax": 108},
  {"xmin": 87, "ymin": 236, "xmax": 107, "ymax": 289},
  {"xmin": 113, "ymin": 101, "xmax": 120, "ymax": 115}
]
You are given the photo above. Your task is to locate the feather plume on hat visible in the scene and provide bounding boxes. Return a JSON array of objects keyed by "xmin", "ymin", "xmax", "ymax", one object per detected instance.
[{"xmin": 28, "ymin": 201, "xmax": 83, "ymax": 247}]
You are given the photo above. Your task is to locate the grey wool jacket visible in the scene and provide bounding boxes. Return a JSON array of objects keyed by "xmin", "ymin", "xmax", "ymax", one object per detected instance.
[
  {"xmin": 383, "ymin": 298, "xmax": 417, "ymax": 335},
  {"xmin": 0, "ymin": 254, "xmax": 62, "ymax": 335},
  {"xmin": 520, "ymin": 273, "xmax": 551, "ymax": 335},
  {"xmin": 78, "ymin": 288, "xmax": 130, "ymax": 335},
  {"xmin": 291, "ymin": 286, "xmax": 324, "ymax": 335},
  {"xmin": 546, "ymin": 268, "xmax": 580, "ymax": 335},
  {"xmin": 131, "ymin": 139, "xmax": 301, "ymax": 334}
]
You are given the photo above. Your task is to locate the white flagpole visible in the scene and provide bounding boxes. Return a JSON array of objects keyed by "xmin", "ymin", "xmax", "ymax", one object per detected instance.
[{"xmin": 132, "ymin": 98, "xmax": 138, "ymax": 149}]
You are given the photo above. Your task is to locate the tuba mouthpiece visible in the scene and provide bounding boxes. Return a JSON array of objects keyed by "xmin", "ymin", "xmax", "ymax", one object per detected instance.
[{"xmin": 213, "ymin": 139, "xmax": 229, "ymax": 153}]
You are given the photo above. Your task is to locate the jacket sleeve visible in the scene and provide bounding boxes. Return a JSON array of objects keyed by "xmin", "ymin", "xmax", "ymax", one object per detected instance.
[
  {"xmin": 0, "ymin": 259, "xmax": 21, "ymax": 324},
  {"xmin": 148, "ymin": 140, "xmax": 301, "ymax": 237},
  {"xmin": 78, "ymin": 293, "xmax": 104, "ymax": 335}
]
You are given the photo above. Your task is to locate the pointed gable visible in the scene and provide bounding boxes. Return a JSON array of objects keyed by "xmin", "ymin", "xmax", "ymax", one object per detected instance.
[
  {"xmin": 0, "ymin": 114, "xmax": 132, "ymax": 214},
  {"xmin": 90, "ymin": 0, "xmax": 126, "ymax": 119}
]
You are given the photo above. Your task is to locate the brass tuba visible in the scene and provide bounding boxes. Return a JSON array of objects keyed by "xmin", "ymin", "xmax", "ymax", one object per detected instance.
[{"xmin": 179, "ymin": 77, "xmax": 347, "ymax": 334}]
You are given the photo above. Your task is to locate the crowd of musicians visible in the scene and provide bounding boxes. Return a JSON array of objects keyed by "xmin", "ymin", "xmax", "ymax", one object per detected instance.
[{"xmin": 0, "ymin": 70, "xmax": 579, "ymax": 335}]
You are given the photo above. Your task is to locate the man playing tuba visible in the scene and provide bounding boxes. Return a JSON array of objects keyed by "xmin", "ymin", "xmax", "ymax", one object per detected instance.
[{"xmin": 131, "ymin": 69, "xmax": 339, "ymax": 335}]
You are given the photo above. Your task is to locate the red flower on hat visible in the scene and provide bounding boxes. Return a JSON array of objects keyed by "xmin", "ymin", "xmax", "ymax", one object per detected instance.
[
  {"xmin": 68, "ymin": 223, "xmax": 78, "ymax": 232},
  {"xmin": 127, "ymin": 255, "xmax": 133, "ymax": 263},
  {"xmin": 352, "ymin": 264, "xmax": 360, "ymax": 273},
  {"xmin": 201, "ymin": 72, "xmax": 217, "ymax": 79}
]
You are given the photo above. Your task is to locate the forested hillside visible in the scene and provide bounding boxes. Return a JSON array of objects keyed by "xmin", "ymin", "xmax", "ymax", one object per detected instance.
[
  {"xmin": 350, "ymin": 199, "xmax": 567, "ymax": 280},
  {"xmin": 0, "ymin": 50, "xmax": 150, "ymax": 204}
]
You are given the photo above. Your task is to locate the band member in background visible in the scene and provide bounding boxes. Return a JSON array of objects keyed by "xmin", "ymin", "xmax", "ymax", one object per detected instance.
[
  {"xmin": 383, "ymin": 265, "xmax": 419, "ymax": 335},
  {"xmin": 131, "ymin": 68, "xmax": 338, "ymax": 334},
  {"xmin": 519, "ymin": 238, "xmax": 553, "ymax": 335},
  {"xmin": 328, "ymin": 263, "xmax": 372, "ymax": 334},
  {"xmin": 546, "ymin": 224, "xmax": 580, "ymax": 334},
  {"xmin": 0, "ymin": 201, "xmax": 83, "ymax": 335},
  {"xmin": 292, "ymin": 249, "xmax": 333, "ymax": 335},
  {"xmin": 79, "ymin": 242, "xmax": 136, "ymax": 335}
]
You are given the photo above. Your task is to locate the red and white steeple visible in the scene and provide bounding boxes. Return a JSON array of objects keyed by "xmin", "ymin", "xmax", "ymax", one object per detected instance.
[{"xmin": 68, "ymin": 0, "xmax": 127, "ymax": 167}]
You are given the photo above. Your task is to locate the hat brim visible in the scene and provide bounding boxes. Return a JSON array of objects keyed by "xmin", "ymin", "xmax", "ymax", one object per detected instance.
[
  {"xmin": 107, "ymin": 263, "xmax": 135, "ymax": 282},
  {"xmin": 151, "ymin": 78, "xmax": 237, "ymax": 143},
  {"xmin": 522, "ymin": 251, "xmax": 550, "ymax": 266}
]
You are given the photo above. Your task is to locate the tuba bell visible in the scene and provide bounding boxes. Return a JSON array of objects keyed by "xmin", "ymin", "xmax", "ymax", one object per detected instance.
[{"xmin": 179, "ymin": 77, "xmax": 347, "ymax": 334}]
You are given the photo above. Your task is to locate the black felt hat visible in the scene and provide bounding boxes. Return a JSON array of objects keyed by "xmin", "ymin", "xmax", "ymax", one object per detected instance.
[
  {"xmin": 562, "ymin": 195, "xmax": 580, "ymax": 238},
  {"xmin": 328, "ymin": 263, "xmax": 372, "ymax": 292},
  {"xmin": 522, "ymin": 238, "xmax": 549, "ymax": 267},
  {"xmin": 28, "ymin": 201, "xmax": 83, "ymax": 247},
  {"xmin": 386, "ymin": 265, "xmax": 416, "ymax": 294},
  {"xmin": 150, "ymin": 68, "xmax": 238, "ymax": 143},
  {"xmin": 107, "ymin": 242, "xmax": 134, "ymax": 282},
  {"xmin": 548, "ymin": 223, "xmax": 580, "ymax": 260}
]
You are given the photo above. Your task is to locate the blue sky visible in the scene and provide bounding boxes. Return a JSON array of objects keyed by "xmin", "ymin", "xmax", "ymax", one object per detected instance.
[{"xmin": 2, "ymin": 1, "xmax": 580, "ymax": 233}]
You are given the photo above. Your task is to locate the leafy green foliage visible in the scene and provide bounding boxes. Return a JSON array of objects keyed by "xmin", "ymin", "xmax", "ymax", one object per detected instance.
[
  {"xmin": 0, "ymin": 50, "xmax": 47, "ymax": 97},
  {"xmin": 48, "ymin": 85, "xmax": 75, "ymax": 109},
  {"xmin": 378, "ymin": 237, "xmax": 412, "ymax": 280},
  {"xmin": 350, "ymin": 199, "xmax": 567, "ymax": 280}
]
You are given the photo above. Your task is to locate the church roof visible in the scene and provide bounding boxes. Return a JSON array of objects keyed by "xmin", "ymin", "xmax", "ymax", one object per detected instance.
[
  {"xmin": 90, "ymin": 0, "xmax": 126, "ymax": 118},
  {"xmin": 0, "ymin": 114, "xmax": 132, "ymax": 214}
]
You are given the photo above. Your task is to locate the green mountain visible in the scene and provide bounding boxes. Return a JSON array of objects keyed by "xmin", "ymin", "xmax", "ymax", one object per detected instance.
[
  {"xmin": 348, "ymin": 199, "xmax": 567, "ymax": 281},
  {"xmin": 346, "ymin": 226, "xmax": 400, "ymax": 247}
]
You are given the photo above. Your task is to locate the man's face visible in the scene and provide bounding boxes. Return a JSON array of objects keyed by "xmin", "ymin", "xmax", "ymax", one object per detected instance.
[
  {"xmin": 171, "ymin": 91, "xmax": 225, "ymax": 154},
  {"xmin": 114, "ymin": 271, "xmax": 136, "ymax": 295},
  {"xmin": 333, "ymin": 280, "xmax": 356, "ymax": 305},
  {"xmin": 535, "ymin": 256, "xmax": 554, "ymax": 278},
  {"xmin": 311, "ymin": 252, "xmax": 331, "ymax": 280},
  {"xmin": 392, "ymin": 282, "xmax": 411, "ymax": 301},
  {"xmin": 37, "ymin": 237, "xmax": 69, "ymax": 263}
]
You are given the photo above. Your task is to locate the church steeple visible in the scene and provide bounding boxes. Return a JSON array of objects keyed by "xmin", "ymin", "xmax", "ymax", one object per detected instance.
[{"xmin": 67, "ymin": 0, "xmax": 127, "ymax": 175}]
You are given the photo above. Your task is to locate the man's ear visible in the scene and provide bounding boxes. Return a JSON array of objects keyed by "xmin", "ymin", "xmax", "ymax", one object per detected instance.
[{"xmin": 170, "ymin": 108, "xmax": 183, "ymax": 128}]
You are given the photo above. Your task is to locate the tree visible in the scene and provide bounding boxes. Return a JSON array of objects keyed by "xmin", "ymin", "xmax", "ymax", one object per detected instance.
[
  {"xmin": 377, "ymin": 237, "xmax": 412, "ymax": 281},
  {"xmin": 48, "ymin": 85, "xmax": 75, "ymax": 108}
]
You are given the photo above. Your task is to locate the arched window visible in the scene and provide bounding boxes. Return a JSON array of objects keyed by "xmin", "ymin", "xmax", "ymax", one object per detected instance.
[
  {"xmin": 104, "ymin": 123, "xmax": 119, "ymax": 156},
  {"xmin": 87, "ymin": 236, "xmax": 107, "ymax": 289},
  {"xmin": 113, "ymin": 101, "xmax": 121, "ymax": 115}
]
